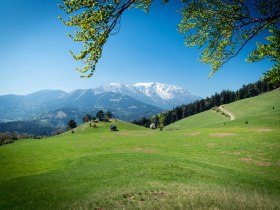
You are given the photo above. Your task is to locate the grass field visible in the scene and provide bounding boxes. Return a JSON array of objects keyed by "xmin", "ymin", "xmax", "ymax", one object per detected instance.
[{"xmin": 0, "ymin": 89, "xmax": 279, "ymax": 209}]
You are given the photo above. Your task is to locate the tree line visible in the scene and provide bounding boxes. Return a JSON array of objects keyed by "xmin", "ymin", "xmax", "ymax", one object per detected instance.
[
  {"xmin": 132, "ymin": 80, "xmax": 278, "ymax": 128},
  {"xmin": 0, "ymin": 132, "xmax": 34, "ymax": 146}
]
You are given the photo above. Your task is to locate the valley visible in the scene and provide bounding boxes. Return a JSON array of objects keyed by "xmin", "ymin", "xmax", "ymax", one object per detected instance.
[
  {"xmin": 0, "ymin": 89, "xmax": 279, "ymax": 209},
  {"xmin": 1, "ymin": 1, "xmax": 279, "ymax": 209},
  {"xmin": 0, "ymin": 83, "xmax": 199, "ymax": 134}
]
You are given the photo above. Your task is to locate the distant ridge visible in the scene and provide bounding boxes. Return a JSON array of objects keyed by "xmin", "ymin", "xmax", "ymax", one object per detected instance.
[
  {"xmin": 0, "ymin": 90, "xmax": 162, "ymax": 124},
  {"xmin": 93, "ymin": 82, "xmax": 201, "ymax": 109},
  {"xmin": 0, "ymin": 82, "xmax": 200, "ymax": 134}
]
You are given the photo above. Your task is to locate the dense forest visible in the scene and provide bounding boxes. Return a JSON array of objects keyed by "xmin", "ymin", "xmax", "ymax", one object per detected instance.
[{"xmin": 132, "ymin": 80, "xmax": 278, "ymax": 128}]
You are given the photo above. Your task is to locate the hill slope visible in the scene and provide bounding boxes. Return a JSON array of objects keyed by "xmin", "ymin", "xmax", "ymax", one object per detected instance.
[
  {"xmin": 166, "ymin": 88, "xmax": 280, "ymax": 130},
  {"xmin": 0, "ymin": 90, "xmax": 279, "ymax": 209},
  {"xmin": 223, "ymin": 88, "xmax": 280, "ymax": 127}
]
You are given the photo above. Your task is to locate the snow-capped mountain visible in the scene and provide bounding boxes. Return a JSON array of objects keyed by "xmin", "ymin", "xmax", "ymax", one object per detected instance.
[
  {"xmin": 93, "ymin": 82, "xmax": 201, "ymax": 109},
  {"xmin": 0, "ymin": 82, "xmax": 200, "ymax": 134},
  {"xmin": 0, "ymin": 90, "xmax": 163, "ymax": 126}
]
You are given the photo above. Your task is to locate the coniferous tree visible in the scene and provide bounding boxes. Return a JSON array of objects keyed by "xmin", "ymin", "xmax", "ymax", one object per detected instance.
[
  {"xmin": 163, "ymin": 111, "xmax": 173, "ymax": 126},
  {"xmin": 175, "ymin": 107, "xmax": 183, "ymax": 121}
]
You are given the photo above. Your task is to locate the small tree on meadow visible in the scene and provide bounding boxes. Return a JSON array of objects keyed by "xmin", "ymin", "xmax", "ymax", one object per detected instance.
[
  {"xmin": 67, "ymin": 119, "xmax": 77, "ymax": 130},
  {"xmin": 105, "ymin": 111, "xmax": 113, "ymax": 119},
  {"xmin": 96, "ymin": 110, "xmax": 104, "ymax": 121},
  {"xmin": 153, "ymin": 115, "xmax": 160, "ymax": 127},
  {"xmin": 82, "ymin": 114, "xmax": 93, "ymax": 122}
]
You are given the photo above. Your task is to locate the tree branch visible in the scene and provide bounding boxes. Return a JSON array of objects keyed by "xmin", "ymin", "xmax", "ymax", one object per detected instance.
[{"xmin": 224, "ymin": 20, "xmax": 271, "ymax": 64}]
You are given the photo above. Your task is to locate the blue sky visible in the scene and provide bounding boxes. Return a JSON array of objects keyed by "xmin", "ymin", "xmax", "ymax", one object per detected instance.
[{"xmin": 0, "ymin": 0, "xmax": 272, "ymax": 98}]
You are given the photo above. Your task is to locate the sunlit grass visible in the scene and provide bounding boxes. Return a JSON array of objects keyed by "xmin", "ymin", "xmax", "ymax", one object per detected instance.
[{"xmin": 0, "ymin": 90, "xmax": 279, "ymax": 209}]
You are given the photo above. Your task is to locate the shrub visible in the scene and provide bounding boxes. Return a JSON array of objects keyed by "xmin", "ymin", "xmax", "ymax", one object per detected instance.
[
  {"xmin": 68, "ymin": 119, "xmax": 77, "ymax": 130},
  {"xmin": 82, "ymin": 114, "xmax": 93, "ymax": 122}
]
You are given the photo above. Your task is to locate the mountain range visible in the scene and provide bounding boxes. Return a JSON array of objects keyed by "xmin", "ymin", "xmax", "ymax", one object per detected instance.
[
  {"xmin": 94, "ymin": 82, "xmax": 200, "ymax": 109},
  {"xmin": 0, "ymin": 82, "xmax": 200, "ymax": 134}
]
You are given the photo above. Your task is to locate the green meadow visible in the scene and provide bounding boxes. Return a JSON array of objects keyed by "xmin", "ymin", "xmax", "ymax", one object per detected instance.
[{"xmin": 0, "ymin": 89, "xmax": 280, "ymax": 209}]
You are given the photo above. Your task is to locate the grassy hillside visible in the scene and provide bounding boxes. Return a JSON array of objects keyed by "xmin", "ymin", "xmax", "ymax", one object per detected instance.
[
  {"xmin": 165, "ymin": 110, "xmax": 231, "ymax": 130},
  {"xmin": 224, "ymin": 88, "xmax": 280, "ymax": 128},
  {"xmin": 0, "ymin": 90, "xmax": 279, "ymax": 209},
  {"xmin": 166, "ymin": 88, "xmax": 280, "ymax": 130}
]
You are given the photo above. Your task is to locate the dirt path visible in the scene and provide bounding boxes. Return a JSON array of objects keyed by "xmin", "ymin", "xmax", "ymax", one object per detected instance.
[{"xmin": 218, "ymin": 106, "xmax": 235, "ymax": 120}]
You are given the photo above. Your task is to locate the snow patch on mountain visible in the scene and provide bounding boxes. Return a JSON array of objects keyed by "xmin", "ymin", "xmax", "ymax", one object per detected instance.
[
  {"xmin": 132, "ymin": 82, "xmax": 190, "ymax": 100},
  {"xmin": 93, "ymin": 82, "xmax": 201, "ymax": 110},
  {"xmin": 56, "ymin": 111, "xmax": 67, "ymax": 119}
]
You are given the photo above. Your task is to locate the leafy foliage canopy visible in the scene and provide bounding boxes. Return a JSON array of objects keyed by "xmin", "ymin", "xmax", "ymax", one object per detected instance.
[{"xmin": 60, "ymin": 0, "xmax": 280, "ymax": 83}]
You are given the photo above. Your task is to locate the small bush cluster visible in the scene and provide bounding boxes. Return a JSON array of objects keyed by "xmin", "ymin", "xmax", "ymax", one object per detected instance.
[
  {"xmin": 89, "ymin": 123, "xmax": 97, "ymax": 128},
  {"xmin": 0, "ymin": 132, "xmax": 32, "ymax": 146},
  {"xmin": 33, "ymin": 136, "xmax": 43, "ymax": 140}
]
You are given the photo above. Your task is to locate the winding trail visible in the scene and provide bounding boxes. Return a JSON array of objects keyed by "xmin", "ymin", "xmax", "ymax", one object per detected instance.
[{"xmin": 218, "ymin": 106, "xmax": 235, "ymax": 121}]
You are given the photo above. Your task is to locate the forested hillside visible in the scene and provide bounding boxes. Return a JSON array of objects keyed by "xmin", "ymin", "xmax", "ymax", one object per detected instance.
[{"xmin": 133, "ymin": 80, "xmax": 278, "ymax": 127}]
